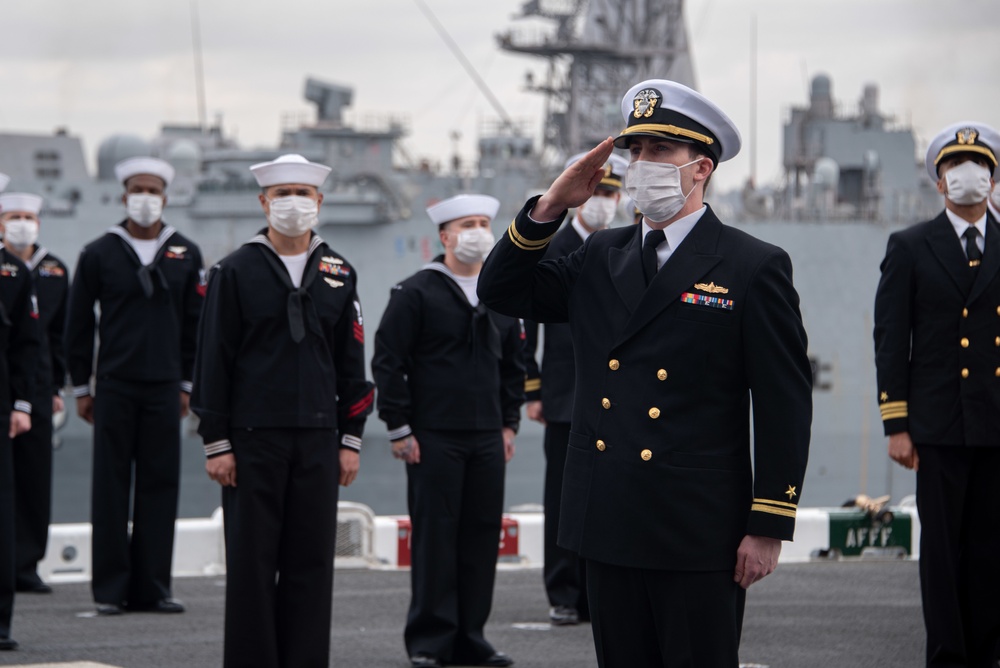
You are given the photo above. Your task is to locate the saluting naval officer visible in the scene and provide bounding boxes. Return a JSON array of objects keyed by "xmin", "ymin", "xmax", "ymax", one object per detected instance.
[
  {"xmin": 191, "ymin": 154, "xmax": 374, "ymax": 668},
  {"xmin": 522, "ymin": 151, "xmax": 627, "ymax": 627},
  {"xmin": 0, "ymin": 192, "xmax": 69, "ymax": 595},
  {"xmin": 874, "ymin": 122, "xmax": 1000, "ymax": 668},
  {"xmin": 0, "ymin": 172, "xmax": 42, "ymax": 651},
  {"xmin": 372, "ymin": 194, "xmax": 524, "ymax": 668},
  {"xmin": 64, "ymin": 157, "xmax": 204, "ymax": 615},
  {"xmin": 478, "ymin": 80, "xmax": 812, "ymax": 667}
]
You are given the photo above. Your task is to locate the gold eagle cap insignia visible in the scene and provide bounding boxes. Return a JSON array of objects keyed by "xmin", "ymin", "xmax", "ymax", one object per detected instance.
[
  {"xmin": 323, "ymin": 277, "xmax": 344, "ymax": 288},
  {"xmin": 632, "ymin": 89, "xmax": 659, "ymax": 119},
  {"xmin": 693, "ymin": 282, "xmax": 729, "ymax": 294},
  {"xmin": 956, "ymin": 128, "xmax": 978, "ymax": 145}
]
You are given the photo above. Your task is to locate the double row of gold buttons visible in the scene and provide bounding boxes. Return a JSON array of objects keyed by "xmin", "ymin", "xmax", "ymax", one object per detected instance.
[{"xmin": 596, "ymin": 359, "xmax": 668, "ymax": 461}]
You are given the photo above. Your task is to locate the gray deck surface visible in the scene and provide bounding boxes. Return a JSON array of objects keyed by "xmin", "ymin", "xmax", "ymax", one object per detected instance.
[{"xmin": 2, "ymin": 559, "xmax": 924, "ymax": 667}]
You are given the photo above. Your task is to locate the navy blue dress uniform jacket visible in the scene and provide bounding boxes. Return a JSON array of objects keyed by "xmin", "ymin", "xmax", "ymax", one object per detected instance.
[
  {"xmin": 874, "ymin": 210, "xmax": 1000, "ymax": 446},
  {"xmin": 523, "ymin": 223, "xmax": 583, "ymax": 423},
  {"xmin": 0, "ymin": 247, "xmax": 40, "ymax": 415},
  {"xmin": 478, "ymin": 198, "xmax": 812, "ymax": 572},
  {"xmin": 26, "ymin": 247, "xmax": 69, "ymax": 399},
  {"xmin": 372, "ymin": 259, "xmax": 524, "ymax": 438},
  {"xmin": 65, "ymin": 223, "xmax": 203, "ymax": 392},
  {"xmin": 192, "ymin": 231, "xmax": 374, "ymax": 455}
]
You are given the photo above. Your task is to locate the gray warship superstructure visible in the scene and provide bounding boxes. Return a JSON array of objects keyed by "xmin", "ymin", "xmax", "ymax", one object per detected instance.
[{"xmin": 0, "ymin": 0, "xmax": 941, "ymax": 508}]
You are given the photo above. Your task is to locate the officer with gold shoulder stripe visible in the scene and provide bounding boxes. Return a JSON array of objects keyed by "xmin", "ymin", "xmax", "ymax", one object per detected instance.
[
  {"xmin": 479, "ymin": 79, "xmax": 812, "ymax": 667},
  {"xmin": 874, "ymin": 121, "xmax": 1000, "ymax": 667}
]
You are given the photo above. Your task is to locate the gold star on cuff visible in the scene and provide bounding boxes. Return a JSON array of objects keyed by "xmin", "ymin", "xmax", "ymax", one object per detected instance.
[
  {"xmin": 785, "ymin": 485, "xmax": 797, "ymax": 500},
  {"xmin": 880, "ymin": 391, "xmax": 888, "ymax": 402}
]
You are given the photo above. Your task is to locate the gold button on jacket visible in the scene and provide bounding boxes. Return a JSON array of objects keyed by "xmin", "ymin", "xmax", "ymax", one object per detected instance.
[
  {"xmin": 640, "ymin": 449, "xmax": 652, "ymax": 461},
  {"xmin": 601, "ymin": 398, "xmax": 611, "ymax": 409},
  {"xmin": 657, "ymin": 369, "xmax": 668, "ymax": 381},
  {"xmin": 960, "ymin": 337, "xmax": 969, "ymax": 348},
  {"xmin": 961, "ymin": 368, "xmax": 970, "ymax": 379},
  {"xmin": 962, "ymin": 308, "xmax": 969, "ymax": 318},
  {"xmin": 608, "ymin": 359, "xmax": 620, "ymax": 370},
  {"xmin": 596, "ymin": 440, "xmax": 606, "ymax": 452},
  {"xmin": 648, "ymin": 407, "xmax": 661, "ymax": 419}
]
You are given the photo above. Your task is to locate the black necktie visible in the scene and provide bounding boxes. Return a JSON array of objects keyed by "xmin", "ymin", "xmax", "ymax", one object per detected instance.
[
  {"xmin": 964, "ymin": 227, "xmax": 982, "ymax": 268},
  {"xmin": 642, "ymin": 229, "xmax": 665, "ymax": 286}
]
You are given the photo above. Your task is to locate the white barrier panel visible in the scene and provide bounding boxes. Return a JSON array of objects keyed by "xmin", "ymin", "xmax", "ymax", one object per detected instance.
[{"xmin": 36, "ymin": 504, "xmax": 920, "ymax": 582}]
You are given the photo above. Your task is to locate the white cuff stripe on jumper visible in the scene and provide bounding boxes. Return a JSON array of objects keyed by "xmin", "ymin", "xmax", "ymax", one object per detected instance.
[
  {"xmin": 204, "ymin": 440, "xmax": 232, "ymax": 457},
  {"xmin": 387, "ymin": 425, "xmax": 412, "ymax": 441},
  {"xmin": 341, "ymin": 434, "xmax": 362, "ymax": 451},
  {"xmin": 180, "ymin": 380, "xmax": 193, "ymax": 393},
  {"xmin": 13, "ymin": 400, "xmax": 32, "ymax": 415},
  {"xmin": 72, "ymin": 385, "xmax": 90, "ymax": 398}
]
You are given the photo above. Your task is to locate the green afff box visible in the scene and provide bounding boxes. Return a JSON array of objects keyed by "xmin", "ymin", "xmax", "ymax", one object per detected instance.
[{"xmin": 827, "ymin": 509, "xmax": 912, "ymax": 557}]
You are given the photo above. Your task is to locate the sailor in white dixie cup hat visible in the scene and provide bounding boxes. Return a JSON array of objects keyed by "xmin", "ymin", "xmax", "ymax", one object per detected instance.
[
  {"xmin": 192, "ymin": 153, "xmax": 374, "ymax": 667},
  {"xmin": 372, "ymin": 192, "xmax": 523, "ymax": 668},
  {"xmin": 0, "ymin": 190, "xmax": 41, "ymax": 652},
  {"xmin": 0, "ymin": 192, "xmax": 70, "ymax": 597},
  {"xmin": 64, "ymin": 154, "xmax": 204, "ymax": 617},
  {"xmin": 478, "ymin": 78, "xmax": 811, "ymax": 667},
  {"xmin": 875, "ymin": 120, "xmax": 1000, "ymax": 667}
]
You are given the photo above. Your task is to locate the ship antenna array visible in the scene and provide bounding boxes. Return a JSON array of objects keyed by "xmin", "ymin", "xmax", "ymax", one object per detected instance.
[{"xmin": 411, "ymin": 0, "xmax": 517, "ymax": 133}]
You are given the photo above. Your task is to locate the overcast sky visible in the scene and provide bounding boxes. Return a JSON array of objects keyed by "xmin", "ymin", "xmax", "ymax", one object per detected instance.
[{"xmin": 0, "ymin": 0, "xmax": 997, "ymax": 192}]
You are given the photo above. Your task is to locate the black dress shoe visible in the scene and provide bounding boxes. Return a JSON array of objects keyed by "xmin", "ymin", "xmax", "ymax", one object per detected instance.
[
  {"xmin": 477, "ymin": 652, "xmax": 514, "ymax": 667},
  {"xmin": 16, "ymin": 579, "xmax": 52, "ymax": 594},
  {"xmin": 128, "ymin": 598, "xmax": 185, "ymax": 613},
  {"xmin": 549, "ymin": 605, "xmax": 579, "ymax": 626},
  {"xmin": 0, "ymin": 637, "xmax": 18, "ymax": 650},
  {"xmin": 96, "ymin": 603, "xmax": 125, "ymax": 616},
  {"xmin": 410, "ymin": 653, "xmax": 443, "ymax": 667}
]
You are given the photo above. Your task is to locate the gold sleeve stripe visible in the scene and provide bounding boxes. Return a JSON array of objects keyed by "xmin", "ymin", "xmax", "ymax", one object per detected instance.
[
  {"xmin": 753, "ymin": 498, "xmax": 798, "ymax": 509},
  {"xmin": 879, "ymin": 401, "xmax": 907, "ymax": 411},
  {"xmin": 881, "ymin": 411, "xmax": 907, "ymax": 421},
  {"xmin": 751, "ymin": 503, "xmax": 797, "ymax": 519},
  {"xmin": 507, "ymin": 222, "xmax": 554, "ymax": 251},
  {"xmin": 524, "ymin": 378, "xmax": 541, "ymax": 392}
]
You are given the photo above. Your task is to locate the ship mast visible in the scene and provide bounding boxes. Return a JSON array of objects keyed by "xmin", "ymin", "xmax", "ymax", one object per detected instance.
[{"xmin": 497, "ymin": 0, "xmax": 696, "ymax": 160}]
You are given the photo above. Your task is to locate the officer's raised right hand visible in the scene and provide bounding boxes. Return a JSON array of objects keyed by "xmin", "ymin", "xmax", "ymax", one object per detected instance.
[{"xmin": 531, "ymin": 137, "xmax": 615, "ymax": 222}]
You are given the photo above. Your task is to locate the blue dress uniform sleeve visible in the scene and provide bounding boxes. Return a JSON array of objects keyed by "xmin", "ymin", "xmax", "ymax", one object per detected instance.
[
  {"xmin": 44, "ymin": 258, "xmax": 70, "ymax": 395},
  {"xmin": 873, "ymin": 232, "xmax": 912, "ymax": 435},
  {"xmin": 179, "ymin": 243, "xmax": 206, "ymax": 394},
  {"xmin": 191, "ymin": 263, "xmax": 241, "ymax": 457},
  {"xmin": 742, "ymin": 249, "xmax": 813, "ymax": 541},
  {"xmin": 371, "ymin": 282, "xmax": 423, "ymax": 439},
  {"xmin": 522, "ymin": 319, "xmax": 542, "ymax": 401},
  {"xmin": 499, "ymin": 317, "xmax": 526, "ymax": 432},
  {"xmin": 6, "ymin": 264, "xmax": 41, "ymax": 413},
  {"xmin": 478, "ymin": 195, "xmax": 574, "ymax": 322},
  {"xmin": 64, "ymin": 247, "xmax": 100, "ymax": 395},
  {"xmin": 333, "ymin": 279, "xmax": 374, "ymax": 452}
]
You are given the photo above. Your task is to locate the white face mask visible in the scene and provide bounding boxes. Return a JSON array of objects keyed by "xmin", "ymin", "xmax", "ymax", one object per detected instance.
[
  {"xmin": 624, "ymin": 158, "xmax": 702, "ymax": 223},
  {"xmin": 452, "ymin": 227, "xmax": 495, "ymax": 264},
  {"xmin": 2, "ymin": 219, "xmax": 39, "ymax": 250},
  {"xmin": 126, "ymin": 194, "xmax": 164, "ymax": 227},
  {"xmin": 578, "ymin": 195, "xmax": 618, "ymax": 229},
  {"xmin": 944, "ymin": 160, "xmax": 992, "ymax": 206},
  {"xmin": 267, "ymin": 196, "xmax": 319, "ymax": 237}
]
